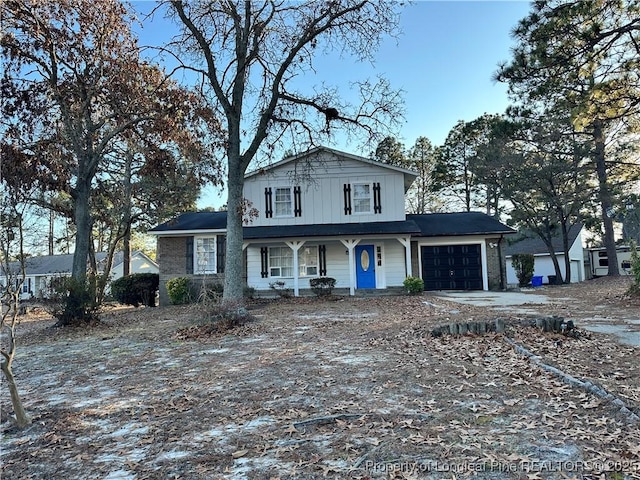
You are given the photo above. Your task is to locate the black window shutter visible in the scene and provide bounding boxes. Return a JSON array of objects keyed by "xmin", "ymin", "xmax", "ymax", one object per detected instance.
[
  {"xmin": 265, "ymin": 187, "xmax": 273, "ymax": 218},
  {"xmin": 343, "ymin": 184, "xmax": 352, "ymax": 215},
  {"xmin": 373, "ymin": 182, "xmax": 382, "ymax": 214},
  {"xmin": 319, "ymin": 245, "xmax": 327, "ymax": 276},
  {"xmin": 216, "ymin": 235, "xmax": 226, "ymax": 273},
  {"xmin": 186, "ymin": 236, "xmax": 194, "ymax": 274},
  {"xmin": 294, "ymin": 186, "xmax": 302, "ymax": 217},
  {"xmin": 260, "ymin": 247, "xmax": 269, "ymax": 278}
]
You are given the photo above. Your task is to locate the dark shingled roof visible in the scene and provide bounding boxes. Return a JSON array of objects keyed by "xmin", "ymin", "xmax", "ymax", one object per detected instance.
[
  {"xmin": 407, "ymin": 212, "xmax": 516, "ymax": 237},
  {"xmin": 244, "ymin": 221, "xmax": 421, "ymax": 239},
  {"xmin": 150, "ymin": 211, "xmax": 515, "ymax": 239},
  {"xmin": 503, "ymin": 223, "xmax": 583, "ymax": 256},
  {"xmin": 149, "ymin": 211, "xmax": 228, "ymax": 232}
]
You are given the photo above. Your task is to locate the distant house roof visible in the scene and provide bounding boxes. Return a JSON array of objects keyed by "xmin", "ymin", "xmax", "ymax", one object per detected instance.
[
  {"xmin": 150, "ymin": 211, "xmax": 514, "ymax": 239},
  {"xmin": 3, "ymin": 251, "xmax": 154, "ymax": 276},
  {"xmin": 504, "ymin": 223, "xmax": 583, "ymax": 256},
  {"xmin": 407, "ymin": 212, "xmax": 516, "ymax": 237}
]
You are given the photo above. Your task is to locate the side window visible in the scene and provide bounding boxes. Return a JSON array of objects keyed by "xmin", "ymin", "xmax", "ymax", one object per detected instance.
[{"xmin": 195, "ymin": 237, "xmax": 217, "ymax": 274}]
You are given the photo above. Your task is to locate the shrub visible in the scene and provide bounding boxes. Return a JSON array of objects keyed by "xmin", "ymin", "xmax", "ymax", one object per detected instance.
[
  {"xmin": 166, "ymin": 277, "xmax": 192, "ymax": 305},
  {"xmin": 511, "ymin": 253, "xmax": 535, "ymax": 287},
  {"xmin": 111, "ymin": 273, "xmax": 159, "ymax": 307},
  {"xmin": 309, "ymin": 277, "xmax": 336, "ymax": 297},
  {"xmin": 45, "ymin": 276, "xmax": 100, "ymax": 326},
  {"xmin": 243, "ymin": 285, "xmax": 256, "ymax": 299},
  {"xmin": 269, "ymin": 280, "xmax": 292, "ymax": 298},
  {"xmin": 403, "ymin": 276, "xmax": 424, "ymax": 294}
]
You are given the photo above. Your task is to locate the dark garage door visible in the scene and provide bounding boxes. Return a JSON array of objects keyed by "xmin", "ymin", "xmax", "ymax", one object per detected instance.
[{"xmin": 421, "ymin": 244, "xmax": 483, "ymax": 290}]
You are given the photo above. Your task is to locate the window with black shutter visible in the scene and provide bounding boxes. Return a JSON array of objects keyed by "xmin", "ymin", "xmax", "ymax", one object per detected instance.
[
  {"xmin": 373, "ymin": 182, "xmax": 382, "ymax": 214},
  {"xmin": 319, "ymin": 244, "xmax": 327, "ymax": 276},
  {"xmin": 294, "ymin": 186, "xmax": 302, "ymax": 217},
  {"xmin": 186, "ymin": 236, "xmax": 194, "ymax": 274},
  {"xmin": 343, "ymin": 184, "xmax": 352, "ymax": 215},
  {"xmin": 265, "ymin": 187, "xmax": 273, "ymax": 218},
  {"xmin": 260, "ymin": 247, "xmax": 269, "ymax": 278},
  {"xmin": 216, "ymin": 235, "xmax": 226, "ymax": 273}
]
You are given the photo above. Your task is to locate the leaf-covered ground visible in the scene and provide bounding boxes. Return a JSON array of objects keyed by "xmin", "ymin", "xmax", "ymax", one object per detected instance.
[{"xmin": 1, "ymin": 278, "xmax": 639, "ymax": 479}]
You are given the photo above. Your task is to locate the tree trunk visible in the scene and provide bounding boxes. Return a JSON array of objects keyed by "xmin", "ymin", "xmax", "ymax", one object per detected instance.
[
  {"xmin": 223, "ymin": 152, "xmax": 246, "ymax": 302},
  {"xmin": 72, "ymin": 183, "xmax": 92, "ymax": 284},
  {"xmin": 48, "ymin": 209, "xmax": 54, "ymax": 256},
  {"xmin": 123, "ymin": 232, "xmax": 131, "ymax": 277},
  {"xmin": 593, "ymin": 120, "xmax": 619, "ymax": 276},
  {"xmin": 0, "ymin": 352, "xmax": 31, "ymax": 428}
]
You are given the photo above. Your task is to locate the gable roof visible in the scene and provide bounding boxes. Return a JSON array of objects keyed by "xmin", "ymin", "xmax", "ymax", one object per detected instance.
[
  {"xmin": 244, "ymin": 146, "xmax": 419, "ymax": 191},
  {"xmin": 503, "ymin": 223, "xmax": 583, "ymax": 256},
  {"xmin": 408, "ymin": 212, "xmax": 516, "ymax": 237}
]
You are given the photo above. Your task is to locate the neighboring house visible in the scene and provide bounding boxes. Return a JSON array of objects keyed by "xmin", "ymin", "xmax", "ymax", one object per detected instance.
[
  {"xmin": 587, "ymin": 246, "xmax": 635, "ymax": 277},
  {"xmin": 150, "ymin": 147, "xmax": 515, "ymax": 305},
  {"xmin": 1, "ymin": 251, "xmax": 158, "ymax": 300},
  {"xmin": 504, "ymin": 224, "xmax": 586, "ymax": 285}
]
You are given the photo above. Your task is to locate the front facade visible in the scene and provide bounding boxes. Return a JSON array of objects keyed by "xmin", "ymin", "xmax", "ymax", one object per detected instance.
[{"xmin": 151, "ymin": 147, "xmax": 515, "ymax": 305}]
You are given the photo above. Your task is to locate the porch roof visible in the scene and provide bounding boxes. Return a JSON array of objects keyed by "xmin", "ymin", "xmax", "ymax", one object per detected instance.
[
  {"xmin": 243, "ymin": 220, "xmax": 421, "ymax": 239},
  {"xmin": 408, "ymin": 212, "xmax": 516, "ymax": 237}
]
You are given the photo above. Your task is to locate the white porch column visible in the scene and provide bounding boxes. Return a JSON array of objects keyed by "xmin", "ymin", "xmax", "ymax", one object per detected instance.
[
  {"xmin": 397, "ymin": 237, "xmax": 412, "ymax": 278},
  {"xmin": 286, "ymin": 240, "xmax": 305, "ymax": 297},
  {"xmin": 340, "ymin": 238, "xmax": 361, "ymax": 296}
]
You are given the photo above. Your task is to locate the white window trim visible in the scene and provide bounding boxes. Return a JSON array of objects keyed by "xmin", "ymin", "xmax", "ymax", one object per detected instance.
[
  {"xmin": 194, "ymin": 235, "xmax": 218, "ymax": 274},
  {"xmin": 352, "ymin": 182, "xmax": 373, "ymax": 215},
  {"xmin": 299, "ymin": 246, "xmax": 319, "ymax": 277},
  {"xmin": 269, "ymin": 246, "xmax": 294, "ymax": 278},
  {"xmin": 274, "ymin": 186, "xmax": 294, "ymax": 218}
]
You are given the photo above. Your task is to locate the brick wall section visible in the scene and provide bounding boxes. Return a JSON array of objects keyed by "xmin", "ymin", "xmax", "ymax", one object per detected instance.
[
  {"xmin": 157, "ymin": 237, "xmax": 187, "ymax": 306},
  {"xmin": 411, "ymin": 242, "xmax": 419, "ymax": 279},
  {"xmin": 486, "ymin": 237, "xmax": 506, "ymax": 291},
  {"xmin": 156, "ymin": 236, "xmax": 241, "ymax": 306}
]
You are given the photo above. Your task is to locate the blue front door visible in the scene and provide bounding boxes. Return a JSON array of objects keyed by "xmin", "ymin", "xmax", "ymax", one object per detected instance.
[{"xmin": 355, "ymin": 245, "xmax": 376, "ymax": 288}]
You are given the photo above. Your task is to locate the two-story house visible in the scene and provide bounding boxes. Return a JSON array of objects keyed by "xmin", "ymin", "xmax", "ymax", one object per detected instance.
[{"xmin": 150, "ymin": 147, "xmax": 515, "ymax": 305}]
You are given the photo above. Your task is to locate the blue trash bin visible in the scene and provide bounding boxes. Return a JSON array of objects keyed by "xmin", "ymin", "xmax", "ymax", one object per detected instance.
[{"xmin": 531, "ymin": 276, "xmax": 543, "ymax": 287}]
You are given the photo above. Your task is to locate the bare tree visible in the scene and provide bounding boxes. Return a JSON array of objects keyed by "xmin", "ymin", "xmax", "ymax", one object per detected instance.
[
  {"xmin": 165, "ymin": 0, "xmax": 405, "ymax": 301},
  {"xmin": 0, "ymin": 193, "xmax": 32, "ymax": 428}
]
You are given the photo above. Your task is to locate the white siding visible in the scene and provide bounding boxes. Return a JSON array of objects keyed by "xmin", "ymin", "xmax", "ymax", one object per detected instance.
[
  {"xmin": 245, "ymin": 240, "xmax": 409, "ymax": 292},
  {"xmin": 244, "ymin": 153, "xmax": 408, "ymax": 227}
]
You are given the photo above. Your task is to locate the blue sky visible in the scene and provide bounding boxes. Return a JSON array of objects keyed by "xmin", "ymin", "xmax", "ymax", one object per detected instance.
[{"xmin": 134, "ymin": 1, "xmax": 532, "ymax": 208}]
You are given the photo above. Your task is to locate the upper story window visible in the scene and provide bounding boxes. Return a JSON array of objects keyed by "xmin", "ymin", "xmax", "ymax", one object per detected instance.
[
  {"xmin": 353, "ymin": 183, "xmax": 372, "ymax": 214},
  {"xmin": 344, "ymin": 182, "xmax": 382, "ymax": 215},
  {"xmin": 275, "ymin": 187, "xmax": 293, "ymax": 217},
  {"xmin": 265, "ymin": 186, "xmax": 302, "ymax": 218}
]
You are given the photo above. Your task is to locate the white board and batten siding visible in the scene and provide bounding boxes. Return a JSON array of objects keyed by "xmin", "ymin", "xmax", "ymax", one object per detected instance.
[
  {"xmin": 245, "ymin": 239, "xmax": 408, "ymax": 291},
  {"xmin": 244, "ymin": 154, "xmax": 409, "ymax": 227}
]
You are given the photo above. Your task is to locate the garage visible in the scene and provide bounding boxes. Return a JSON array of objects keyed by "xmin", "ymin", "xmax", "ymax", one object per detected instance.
[{"xmin": 421, "ymin": 244, "xmax": 483, "ymax": 290}]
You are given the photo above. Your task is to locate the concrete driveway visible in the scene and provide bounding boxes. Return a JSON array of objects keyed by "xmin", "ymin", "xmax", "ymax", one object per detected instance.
[{"xmin": 431, "ymin": 289, "xmax": 640, "ymax": 347}]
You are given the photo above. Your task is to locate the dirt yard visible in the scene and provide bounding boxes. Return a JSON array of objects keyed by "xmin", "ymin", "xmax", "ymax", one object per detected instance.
[{"xmin": 1, "ymin": 277, "xmax": 639, "ymax": 479}]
